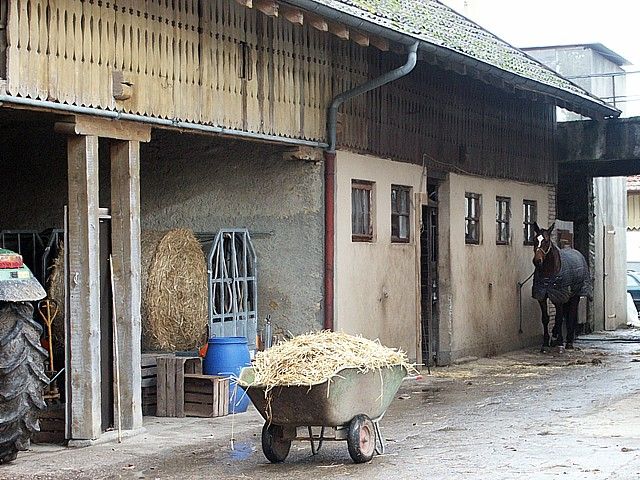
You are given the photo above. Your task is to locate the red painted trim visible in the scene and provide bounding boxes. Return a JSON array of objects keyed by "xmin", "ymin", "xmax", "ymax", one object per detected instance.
[{"xmin": 324, "ymin": 151, "xmax": 336, "ymax": 331}]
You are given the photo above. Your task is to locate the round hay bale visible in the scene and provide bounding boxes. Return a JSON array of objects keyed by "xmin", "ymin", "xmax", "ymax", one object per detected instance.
[{"xmin": 141, "ymin": 229, "xmax": 208, "ymax": 352}]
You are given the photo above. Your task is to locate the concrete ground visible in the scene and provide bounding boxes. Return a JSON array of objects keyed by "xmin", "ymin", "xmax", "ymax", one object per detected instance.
[{"xmin": 2, "ymin": 329, "xmax": 640, "ymax": 480}]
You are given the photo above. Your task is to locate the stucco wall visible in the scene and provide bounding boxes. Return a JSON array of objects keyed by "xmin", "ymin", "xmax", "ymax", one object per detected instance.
[
  {"xmin": 438, "ymin": 173, "xmax": 552, "ymax": 362},
  {"xmin": 334, "ymin": 151, "xmax": 424, "ymax": 361},
  {"xmin": 592, "ymin": 177, "xmax": 628, "ymax": 330},
  {"xmin": 140, "ymin": 131, "xmax": 325, "ymax": 336}
]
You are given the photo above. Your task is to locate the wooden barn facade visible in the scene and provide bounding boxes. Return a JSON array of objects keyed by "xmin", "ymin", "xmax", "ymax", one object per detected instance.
[{"xmin": 0, "ymin": 0, "xmax": 618, "ymax": 442}]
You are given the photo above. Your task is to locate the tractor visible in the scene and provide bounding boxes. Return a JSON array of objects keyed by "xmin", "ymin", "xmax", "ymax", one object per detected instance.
[{"xmin": 0, "ymin": 249, "xmax": 48, "ymax": 463}]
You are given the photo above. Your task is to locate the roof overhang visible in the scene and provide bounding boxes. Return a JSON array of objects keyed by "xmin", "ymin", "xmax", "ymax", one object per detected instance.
[{"xmin": 281, "ymin": 0, "xmax": 621, "ymax": 120}]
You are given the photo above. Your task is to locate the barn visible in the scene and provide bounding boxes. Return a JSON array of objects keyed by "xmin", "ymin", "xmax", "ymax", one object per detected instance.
[{"xmin": 0, "ymin": 0, "xmax": 619, "ymax": 443}]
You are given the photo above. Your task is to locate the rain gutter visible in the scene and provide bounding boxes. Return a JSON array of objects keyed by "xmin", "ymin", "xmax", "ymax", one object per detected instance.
[
  {"xmin": 322, "ymin": 40, "xmax": 419, "ymax": 331},
  {"xmin": 0, "ymin": 95, "xmax": 329, "ymax": 148}
]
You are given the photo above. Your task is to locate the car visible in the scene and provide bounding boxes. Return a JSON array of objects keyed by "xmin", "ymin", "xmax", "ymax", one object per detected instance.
[{"xmin": 626, "ymin": 271, "xmax": 640, "ymax": 312}]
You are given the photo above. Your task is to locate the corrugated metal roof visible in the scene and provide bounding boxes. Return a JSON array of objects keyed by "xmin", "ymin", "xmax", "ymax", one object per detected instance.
[{"xmin": 299, "ymin": 0, "xmax": 619, "ymax": 117}]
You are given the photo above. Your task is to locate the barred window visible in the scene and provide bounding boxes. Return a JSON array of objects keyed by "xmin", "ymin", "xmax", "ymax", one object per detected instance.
[
  {"xmin": 496, "ymin": 196, "xmax": 511, "ymax": 245},
  {"xmin": 523, "ymin": 200, "xmax": 537, "ymax": 245},
  {"xmin": 391, "ymin": 185, "xmax": 411, "ymax": 243},
  {"xmin": 465, "ymin": 193, "xmax": 481, "ymax": 244},
  {"xmin": 352, "ymin": 180, "xmax": 374, "ymax": 242}
]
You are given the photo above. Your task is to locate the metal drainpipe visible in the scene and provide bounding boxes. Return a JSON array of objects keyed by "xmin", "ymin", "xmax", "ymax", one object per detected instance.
[{"xmin": 323, "ymin": 41, "xmax": 419, "ymax": 331}]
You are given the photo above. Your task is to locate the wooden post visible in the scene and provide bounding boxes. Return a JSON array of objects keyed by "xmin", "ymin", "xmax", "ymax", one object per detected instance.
[
  {"xmin": 110, "ymin": 140, "xmax": 143, "ymax": 430},
  {"xmin": 67, "ymin": 135, "xmax": 102, "ymax": 440}
]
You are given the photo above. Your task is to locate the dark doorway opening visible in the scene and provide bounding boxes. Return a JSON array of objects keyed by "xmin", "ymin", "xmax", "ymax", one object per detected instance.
[{"xmin": 421, "ymin": 183, "xmax": 439, "ymax": 367}]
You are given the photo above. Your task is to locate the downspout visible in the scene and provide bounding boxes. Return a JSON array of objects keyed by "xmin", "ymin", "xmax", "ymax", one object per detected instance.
[{"xmin": 323, "ymin": 41, "xmax": 419, "ymax": 330}]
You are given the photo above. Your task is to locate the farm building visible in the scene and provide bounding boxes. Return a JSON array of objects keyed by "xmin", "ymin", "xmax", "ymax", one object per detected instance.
[{"xmin": 0, "ymin": 0, "xmax": 621, "ymax": 444}]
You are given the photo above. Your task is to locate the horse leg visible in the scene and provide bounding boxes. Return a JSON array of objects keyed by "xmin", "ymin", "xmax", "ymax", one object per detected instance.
[
  {"xmin": 565, "ymin": 296, "xmax": 580, "ymax": 349},
  {"xmin": 539, "ymin": 300, "xmax": 550, "ymax": 352},
  {"xmin": 552, "ymin": 303, "xmax": 564, "ymax": 347}
]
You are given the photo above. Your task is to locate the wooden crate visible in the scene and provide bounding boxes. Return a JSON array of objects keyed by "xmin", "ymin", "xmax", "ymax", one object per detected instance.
[
  {"xmin": 183, "ymin": 374, "xmax": 229, "ymax": 418},
  {"xmin": 156, "ymin": 356, "xmax": 202, "ymax": 417},
  {"xmin": 141, "ymin": 353, "xmax": 172, "ymax": 416}
]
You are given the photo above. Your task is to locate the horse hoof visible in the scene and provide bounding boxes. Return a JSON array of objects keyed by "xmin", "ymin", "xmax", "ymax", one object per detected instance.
[
  {"xmin": 540, "ymin": 347, "xmax": 549, "ymax": 353},
  {"xmin": 557, "ymin": 346, "xmax": 565, "ymax": 354},
  {"xmin": 565, "ymin": 343, "xmax": 574, "ymax": 350}
]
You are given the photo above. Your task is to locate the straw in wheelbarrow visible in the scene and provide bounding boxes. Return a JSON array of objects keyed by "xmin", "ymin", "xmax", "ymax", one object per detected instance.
[{"xmin": 243, "ymin": 331, "xmax": 416, "ymax": 394}]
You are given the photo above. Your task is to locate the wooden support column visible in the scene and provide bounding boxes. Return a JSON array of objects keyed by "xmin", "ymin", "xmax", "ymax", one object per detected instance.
[
  {"xmin": 110, "ymin": 140, "xmax": 143, "ymax": 431},
  {"xmin": 67, "ymin": 135, "xmax": 102, "ymax": 440}
]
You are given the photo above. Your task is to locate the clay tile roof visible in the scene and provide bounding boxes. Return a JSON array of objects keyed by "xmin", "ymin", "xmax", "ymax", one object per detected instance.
[{"xmin": 306, "ymin": 0, "xmax": 618, "ymax": 117}]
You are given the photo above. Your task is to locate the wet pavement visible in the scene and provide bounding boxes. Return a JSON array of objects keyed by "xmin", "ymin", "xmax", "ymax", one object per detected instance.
[{"xmin": 3, "ymin": 329, "xmax": 640, "ymax": 480}]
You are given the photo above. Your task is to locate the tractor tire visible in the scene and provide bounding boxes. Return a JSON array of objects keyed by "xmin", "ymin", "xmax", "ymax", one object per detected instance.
[{"xmin": 0, "ymin": 302, "xmax": 48, "ymax": 464}]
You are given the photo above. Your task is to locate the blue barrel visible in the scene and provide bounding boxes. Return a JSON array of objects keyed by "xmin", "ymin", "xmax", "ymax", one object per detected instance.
[{"xmin": 203, "ymin": 337, "xmax": 252, "ymax": 413}]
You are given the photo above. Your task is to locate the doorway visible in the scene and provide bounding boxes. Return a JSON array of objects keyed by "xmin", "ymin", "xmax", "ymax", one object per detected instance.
[{"xmin": 421, "ymin": 183, "xmax": 439, "ymax": 367}]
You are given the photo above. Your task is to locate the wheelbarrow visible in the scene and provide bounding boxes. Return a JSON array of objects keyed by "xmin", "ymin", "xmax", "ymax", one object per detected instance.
[{"xmin": 238, "ymin": 364, "xmax": 407, "ymax": 464}]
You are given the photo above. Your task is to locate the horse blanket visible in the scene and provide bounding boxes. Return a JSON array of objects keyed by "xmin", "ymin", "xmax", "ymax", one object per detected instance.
[{"xmin": 532, "ymin": 248, "xmax": 592, "ymax": 304}]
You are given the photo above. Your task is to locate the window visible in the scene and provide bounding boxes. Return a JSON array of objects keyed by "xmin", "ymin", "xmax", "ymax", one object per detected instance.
[
  {"xmin": 352, "ymin": 180, "xmax": 373, "ymax": 241},
  {"xmin": 523, "ymin": 200, "xmax": 537, "ymax": 245},
  {"xmin": 391, "ymin": 185, "xmax": 411, "ymax": 243},
  {"xmin": 496, "ymin": 196, "xmax": 511, "ymax": 245},
  {"xmin": 465, "ymin": 192, "xmax": 481, "ymax": 244}
]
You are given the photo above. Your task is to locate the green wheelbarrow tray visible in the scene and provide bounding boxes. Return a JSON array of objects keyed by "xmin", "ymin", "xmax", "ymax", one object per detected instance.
[
  {"xmin": 239, "ymin": 364, "xmax": 407, "ymax": 426},
  {"xmin": 238, "ymin": 364, "xmax": 408, "ymax": 464}
]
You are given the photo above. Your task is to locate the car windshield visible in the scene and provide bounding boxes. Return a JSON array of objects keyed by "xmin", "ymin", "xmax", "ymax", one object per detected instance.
[{"xmin": 627, "ymin": 273, "xmax": 640, "ymax": 288}]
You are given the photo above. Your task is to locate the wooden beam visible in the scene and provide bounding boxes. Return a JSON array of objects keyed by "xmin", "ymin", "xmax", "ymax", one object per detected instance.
[
  {"xmin": 110, "ymin": 140, "xmax": 143, "ymax": 431},
  {"xmin": 254, "ymin": 0, "xmax": 278, "ymax": 17},
  {"xmin": 307, "ymin": 14, "xmax": 328, "ymax": 32},
  {"xmin": 281, "ymin": 6, "xmax": 304, "ymax": 26},
  {"xmin": 67, "ymin": 135, "xmax": 101, "ymax": 441},
  {"xmin": 55, "ymin": 115, "xmax": 151, "ymax": 142},
  {"xmin": 284, "ymin": 146, "xmax": 324, "ymax": 162},
  {"xmin": 369, "ymin": 36, "xmax": 389, "ymax": 51},
  {"xmin": 350, "ymin": 31, "xmax": 370, "ymax": 47},
  {"xmin": 328, "ymin": 23, "xmax": 349, "ymax": 41}
]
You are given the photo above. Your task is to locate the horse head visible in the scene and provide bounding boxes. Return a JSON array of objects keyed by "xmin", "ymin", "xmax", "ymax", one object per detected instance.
[{"xmin": 532, "ymin": 222, "xmax": 555, "ymax": 268}]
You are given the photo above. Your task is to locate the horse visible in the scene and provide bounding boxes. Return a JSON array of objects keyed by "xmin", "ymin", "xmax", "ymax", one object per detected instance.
[{"xmin": 531, "ymin": 222, "xmax": 592, "ymax": 351}]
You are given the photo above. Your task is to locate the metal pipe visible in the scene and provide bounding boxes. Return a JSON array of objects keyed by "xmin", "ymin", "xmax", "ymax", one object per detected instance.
[
  {"xmin": 323, "ymin": 151, "xmax": 335, "ymax": 331},
  {"xmin": 327, "ymin": 41, "xmax": 419, "ymax": 153},
  {"xmin": 0, "ymin": 95, "xmax": 329, "ymax": 149}
]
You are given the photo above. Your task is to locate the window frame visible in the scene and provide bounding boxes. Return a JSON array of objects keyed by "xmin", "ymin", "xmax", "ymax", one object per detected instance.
[
  {"xmin": 391, "ymin": 185, "xmax": 411, "ymax": 243},
  {"xmin": 523, "ymin": 199, "xmax": 537, "ymax": 246},
  {"xmin": 496, "ymin": 196, "xmax": 511, "ymax": 245},
  {"xmin": 351, "ymin": 180, "xmax": 374, "ymax": 242},
  {"xmin": 465, "ymin": 192, "xmax": 481, "ymax": 245}
]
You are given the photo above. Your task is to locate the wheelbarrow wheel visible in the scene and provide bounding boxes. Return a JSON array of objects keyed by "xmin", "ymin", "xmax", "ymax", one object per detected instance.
[
  {"xmin": 347, "ymin": 414, "xmax": 376, "ymax": 463},
  {"xmin": 261, "ymin": 423, "xmax": 291, "ymax": 463}
]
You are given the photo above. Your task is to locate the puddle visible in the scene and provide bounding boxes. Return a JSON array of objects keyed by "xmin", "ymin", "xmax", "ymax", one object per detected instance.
[{"xmin": 228, "ymin": 441, "xmax": 255, "ymax": 461}]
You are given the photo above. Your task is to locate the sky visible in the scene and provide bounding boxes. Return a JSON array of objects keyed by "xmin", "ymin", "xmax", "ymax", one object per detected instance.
[{"xmin": 439, "ymin": 0, "xmax": 640, "ymax": 116}]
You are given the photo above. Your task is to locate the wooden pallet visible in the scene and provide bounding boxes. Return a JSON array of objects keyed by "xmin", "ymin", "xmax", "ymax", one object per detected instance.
[
  {"xmin": 156, "ymin": 356, "xmax": 202, "ymax": 417},
  {"xmin": 183, "ymin": 374, "xmax": 229, "ymax": 418}
]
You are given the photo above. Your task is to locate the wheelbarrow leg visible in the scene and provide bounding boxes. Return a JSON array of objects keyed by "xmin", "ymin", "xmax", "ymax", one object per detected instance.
[
  {"xmin": 373, "ymin": 421, "xmax": 385, "ymax": 455},
  {"xmin": 308, "ymin": 426, "xmax": 325, "ymax": 455}
]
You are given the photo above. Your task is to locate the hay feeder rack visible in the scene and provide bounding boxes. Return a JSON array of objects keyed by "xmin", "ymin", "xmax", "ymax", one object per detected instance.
[
  {"xmin": 206, "ymin": 229, "xmax": 258, "ymax": 350},
  {"xmin": 239, "ymin": 364, "xmax": 407, "ymax": 464}
]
